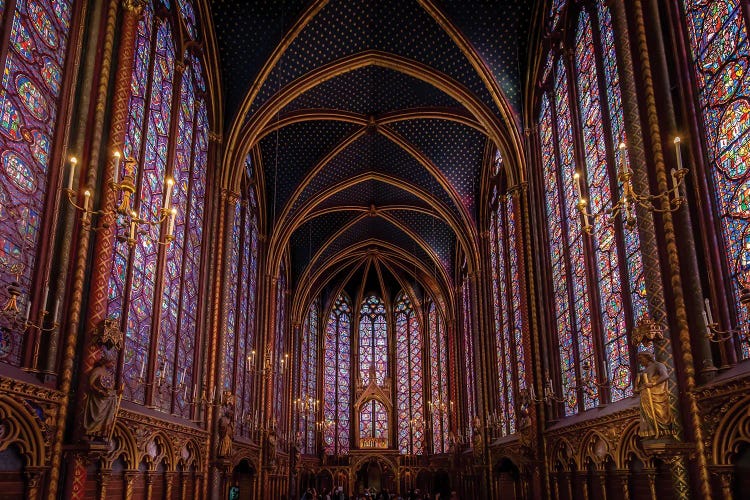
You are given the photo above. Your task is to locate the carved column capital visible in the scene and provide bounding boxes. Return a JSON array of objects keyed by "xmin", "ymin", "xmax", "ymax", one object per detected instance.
[{"xmin": 122, "ymin": 0, "xmax": 148, "ymax": 15}]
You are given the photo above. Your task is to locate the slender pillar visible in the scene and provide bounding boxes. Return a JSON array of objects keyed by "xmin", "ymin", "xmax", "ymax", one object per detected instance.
[
  {"xmin": 642, "ymin": 0, "xmax": 717, "ymax": 381},
  {"xmin": 629, "ymin": 1, "xmax": 711, "ymax": 497},
  {"xmin": 25, "ymin": 469, "xmax": 44, "ymax": 500},
  {"xmin": 123, "ymin": 472, "xmax": 137, "ymax": 500},
  {"xmin": 645, "ymin": 470, "xmax": 657, "ymax": 500},
  {"xmin": 47, "ymin": 0, "xmax": 117, "ymax": 497},
  {"xmin": 615, "ymin": 470, "xmax": 630, "ymax": 500},
  {"xmin": 606, "ymin": 0, "xmax": 682, "ymax": 410},
  {"xmin": 97, "ymin": 469, "xmax": 111, "ymax": 500}
]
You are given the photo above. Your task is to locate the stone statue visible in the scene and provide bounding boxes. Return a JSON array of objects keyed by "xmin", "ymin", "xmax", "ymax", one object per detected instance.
[
  {"xmin": 518, "ymin": 388, "xmax": 532, "ymax": 430},
  {"xmin": 635, "ymin": 351, "xmax": 673, "ymax": 439},
  {"xmin": 266, "ymin": 419, "xmax": 278, "ymax": 465},
  {"xmin": 82, "ymin": 354, "xmax": 121, "ymax": 440},
  {"xmin": 291, "ymin": 431, "xmax": 302, "ymax": 470},
  {"xmin": 471, "ymin": 415, "xmax": 483, "ymax": 458},
  {"xmin": 217, "ymin": 407, "xmax": 235, "ymax": 458}
]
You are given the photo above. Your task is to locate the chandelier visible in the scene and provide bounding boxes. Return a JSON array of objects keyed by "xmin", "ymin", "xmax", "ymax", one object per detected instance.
[
  {"xmin": 64, "ymin": 153, "xmax": 177, "ymax": 247},
  {"xmin": 573, "ymin": 138, "xmax": 688, "ymax": 234}
]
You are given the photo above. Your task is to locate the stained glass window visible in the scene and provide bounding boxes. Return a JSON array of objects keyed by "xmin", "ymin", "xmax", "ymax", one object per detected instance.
[
  {"xmin": 395, "ymin": 292, "xmax": 424, "ymax": 455},
  {"xmin": 273, "ymin": 265, "xmax": 288, "ymax": 432},
  {"xmin": 222, "ymin": 156, "xmax": 258, "ymax": 437},
  {"xmin": 359, "ymin": 399, "xmax": 388, "ymax": 441},
  {"xmin": 106, "ymin": 3, "xmax": 211, "ymax": 413},
  {"xmin": 177, "ymin": 0, "xmax": 197, "ymax": 40},
  {"xmin": 358, "ymin": 295, "xmax": 388, "ymax": 386},
  {"xmin": 574, "ymin": 9, "xmax": 631, "ymax": 402},
  {"xmin": 428, "ymin": 301, "xmax": 449, "ymax": 453},
  {"xmin": 299, "ymin": 298, "xmax": 319, "ymax": 454},
  {"xmin": 682, "ymin": 0, "xmax": 750, "ymax": 358},
  {"xmin": 461, "ymin": 273, "xmax": 476, "ymax": 426},
  {"xmin": 0, "ymin": 0, "xmax": 75, "ymax": 365},
  {"xmin": 488, "ymin": 187, "xmax": 527, "ymax": 435},
  {"xmin": 323, "ymin": 293, "xmax": 351, "ymax": 455},
  {"xmin": 539, "ymin": 2, "xmax": 647, "ymax": 415}
]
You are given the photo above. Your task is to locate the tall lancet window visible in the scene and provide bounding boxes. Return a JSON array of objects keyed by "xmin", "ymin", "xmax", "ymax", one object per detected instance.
[
  {"xmin": 539, "ymin": 1, "xmax": 647, "ymax": 416},
  {"xmin": 222, "ymin": 156, "xmax": 258, "ymax": 435},
  {"xmin": 682, "ymin": 0, "xmax": 750, "ymax": 358},
  {"xmin": 395, "ymin": 292, "xmax": 424, "ymax": 455},
  {"xmin": 323, "ymin": 293, "xmax": 351, "ymax": 455},
  {"xmin": 359, "ymin": 295, "xmax": 388, "ymax": 385},
  {"xmin": 461, "ymin": 270, "xmax": 476, "ymax": 425},
  {"xmin": 273, "ymin": 263, "xmax": 288, "ymax": 428},
  {"xmin": 488, "ymin": 152, "xmax": 528, "ymax": 435},
  {"xmin": 428, "ymin": 300, "xmax": 449, "ymax": 453},
  {"xmin": 0, "ymin": 0, "xmax": 75, "ymax": 365},
  {"xmin": 109, "ymin": 1, "xmax": 210, "ymax": 406},
  {"xmin": 299, "ymin": 298, "xmax": 319, "ymax": 454}
]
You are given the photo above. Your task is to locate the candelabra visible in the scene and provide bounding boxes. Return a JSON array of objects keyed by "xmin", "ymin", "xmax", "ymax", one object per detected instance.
[
  {"xmin": 63, "ymin": 154, "xmax": 177, "ymax": 246},
  {"xmin": 703, "ymin": 291, "xmax": 750, "ymax": 348},
  {"xmin": 294, "ymin": 394, "xmax": 319, "ymax": 419},
  {"xmin": 1, "ymin": 266, "xmax": 60, "ymax": 371},
  {"xmin": 245, "ymin": 349, "xmax": 288, "ymax": 376},
  {"xmin": 428, "ymin": 398, "xmax": 454, "ymax": 418},
  {"xmin": 573, "ymin": 138, "xmax": 688, "ymax": 235},
  {"xmin": 529, "ymin": 376, "xmax": 566, "ymax": 405},
  {"xmin": 316, "ymin": 419, "xmax": 334, "ymax": 433},
  {"xmin": 485, "ymin": 410, "xmax": 505, "ymax": 435}
]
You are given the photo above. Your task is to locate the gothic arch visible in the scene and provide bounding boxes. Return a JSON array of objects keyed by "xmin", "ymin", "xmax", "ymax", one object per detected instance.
[
  {"xmin": 0, "ymin": 396, "xmax": 46, "ymax": 468},
  {"xmin": 713, "ymin": 395, "xmax": 750, "ymax": 465}
]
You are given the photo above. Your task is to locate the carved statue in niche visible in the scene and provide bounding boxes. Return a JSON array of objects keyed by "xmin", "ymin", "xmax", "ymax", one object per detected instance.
[
  {"xmin": 635, "ymin": 351, "xmax": 673, "ymax": 439},
  {"xmin": 217, "ymin": 405, "xmax": 235, "ymax": 458},
  {"xmin": 266, "ymin": 418, "xmax": 278, "ymax": 466},
  {"xmin": 291, "ymin": 431, "xmax": 302, "ymax": 470},
  {"xmin": 518, "ymin": 388, "xmax": 532, "ymax": 430},
  {"xmin": 471, "ymin": 415, "xmax": 483, "ymax": 459},
  {"xmin": 82, "ymin": 352, "xmax": 122, "ymax": 441},
  {"xmin": 447, "ymin": 431, "xmax": 458, "ymax": 469}
]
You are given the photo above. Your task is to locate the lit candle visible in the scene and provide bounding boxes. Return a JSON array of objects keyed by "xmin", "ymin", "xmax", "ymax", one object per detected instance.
[
  {"xmin": 163, "ymin": 177, "xmax": 174, "ymax": 210},
  {"xmin": 83, "ymin": 190, "xmax": 91, "ymax": 212},
  {"xmin": 67, "ymin": 157, "xmax": 77, "ymax": 190},
  {"xmin": 579, "ymin": 198, "xmax": 590, "ymax": 228},
  {"xmin": 167, "ymin": 207, "xmax": 177, "ymax": 238},
  {"xmin": 113, "ymin": 151, "xmax": 121, "ymax": 184},
  {"xmin": 573, "ymin": 171, "xmax": 582, "ymax": 199},
  {"xmin": 674, "ymin": 136, "xmax": 683, "ymax": 171},
  {"xmin": 704, "ymin": 298, "xmax": 715, "ymax": 325}
]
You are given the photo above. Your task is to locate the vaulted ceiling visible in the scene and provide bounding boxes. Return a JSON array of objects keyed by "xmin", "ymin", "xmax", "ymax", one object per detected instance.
[{"xmin": 210, "ymin": 0, "xmax": 538, "ymax": 316}]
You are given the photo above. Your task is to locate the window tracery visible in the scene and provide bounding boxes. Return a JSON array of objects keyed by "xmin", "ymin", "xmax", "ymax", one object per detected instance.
[
  {"xmin": 108, "ymin": 0, "xmax": 209, "ymax": 412},
  {"xmin": 395, "ymin": 291, "xmax": 424, "ymax": 455},
  {"xmin": 682, "ymin": 0, "xmax": 750, "ymax": 358},
  {"xmin": 538, "ymin": 1, "xmax": 646, "ymax": 415},
  {"xmin": 323, "ymin": 293, "xmax": 351, "ymax": 455},
  {"xmin": 0, "ymin": 0, "xmax": 75, "ymax": 365}
]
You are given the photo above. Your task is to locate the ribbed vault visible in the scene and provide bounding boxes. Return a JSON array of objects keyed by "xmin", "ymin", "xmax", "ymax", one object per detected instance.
[{"xmin": 213, "ymin": 0, "xmax": 534, "ymax": 318}]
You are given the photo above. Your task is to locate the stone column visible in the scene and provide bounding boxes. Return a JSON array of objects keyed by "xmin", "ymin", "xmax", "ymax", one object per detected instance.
[
  {"xmin": 97, "ymin": 469, "xmax": 111, "ymax": 500},
  {"xmin": 47, "ymin": 0, "xmax": 120, "ymax": 497},
  {"xmin": 614, "ymin": 469, "xmax": 630, "ymax": 500},
  {"xmin": 25, "ymin": 468, "xmax": 44, "ymax": 500},
  {"xmin": 123, "ymin": 471, "xmax": 137, "ymax": 500}
]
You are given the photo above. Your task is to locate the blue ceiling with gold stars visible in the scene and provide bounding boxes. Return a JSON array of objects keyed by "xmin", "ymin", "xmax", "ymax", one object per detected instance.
[{"xmin": 210, "ymin": 0, "xmax": 535, "ymax": 298}]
